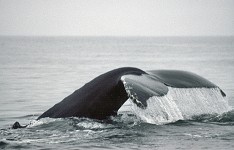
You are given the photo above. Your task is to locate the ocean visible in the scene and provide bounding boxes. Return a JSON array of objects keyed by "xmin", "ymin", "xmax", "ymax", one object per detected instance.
[{"xmin": 0, "ymin": 36, "xmax": 234, "ymax": 149}]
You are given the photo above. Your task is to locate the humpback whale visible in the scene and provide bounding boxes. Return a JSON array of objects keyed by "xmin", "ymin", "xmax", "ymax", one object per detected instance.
[
  {"xmin": 12, "ymin": 67, "xmax": 226, "ymax": 129},
  {"xmin": 37, "ymin": 67, "xmax": 225, "ymax": 120}
]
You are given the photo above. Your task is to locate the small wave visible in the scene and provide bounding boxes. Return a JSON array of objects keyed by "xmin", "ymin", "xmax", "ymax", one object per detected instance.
[
  {"xmin": 0, "ymin": 141, "xmax": 8, "ymax": 149},
  {"xmin": 191, "ymin": 110, "xmax": 234, "ymax": 125},
  {"xmin": 75, "ymin": 119, "xmax": 114, "ymax": 131},
  {"xmin": 0, "ymin": 141, "xmax": 30, "ymax": 149},
  {"xmin": 9, "ymin": 114, "xmax": 39, "ymax": 119},
  {"xmin": 167, "ymin": 110, "xmax": 234, "ymax": 126},
  {"xmin": 25, "ymin": 117, "xmax": 125, "ymax": 131},
  {"xmin": 1, "ymin": 116, "xmax": 145, "ymax": 147}
]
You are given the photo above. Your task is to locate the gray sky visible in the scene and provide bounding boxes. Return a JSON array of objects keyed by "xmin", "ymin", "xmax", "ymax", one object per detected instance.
[{"xmin": 0, "ymin": 0, "xmax": 234, "ymax": 36}]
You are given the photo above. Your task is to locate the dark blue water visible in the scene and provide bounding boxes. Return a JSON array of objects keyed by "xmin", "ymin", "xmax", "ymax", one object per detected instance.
[{"xmin": 0, "ymin": 36, "xmax": 234, "ymax": 149}]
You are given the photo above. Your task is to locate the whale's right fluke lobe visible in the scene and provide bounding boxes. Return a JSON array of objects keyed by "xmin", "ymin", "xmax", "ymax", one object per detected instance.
[
  {"xmin": 147, "ymin": 70, "xmax": 218, "ymax": 88},
  {"xmin": 147, "ymin": 70, "xmax": 226, "ymax": 97}
]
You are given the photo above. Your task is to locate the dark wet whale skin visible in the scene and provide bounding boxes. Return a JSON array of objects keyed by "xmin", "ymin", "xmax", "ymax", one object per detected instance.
[
  {"xmin": 37, "ymin": 67, "xmax": 225, "ymax": 120},
  {"xmin": 38, "ymin": 67, "xmax": 145, "ymax": 120}
]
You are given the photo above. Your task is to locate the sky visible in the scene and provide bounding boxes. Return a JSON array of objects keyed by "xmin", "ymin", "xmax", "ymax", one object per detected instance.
[{"xmin": 0, "ymin": 0, "xmax": 234, "ymax": 36}]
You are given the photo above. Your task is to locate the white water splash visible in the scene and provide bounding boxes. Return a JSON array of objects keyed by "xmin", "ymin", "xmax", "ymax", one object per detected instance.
[
  {"xmin": 129, "ymin": 87, "xmax": 231, "ymax": 125},
  {"xmin": 26, "ymin": 118, "xmax": 60, "ymax": 128}
]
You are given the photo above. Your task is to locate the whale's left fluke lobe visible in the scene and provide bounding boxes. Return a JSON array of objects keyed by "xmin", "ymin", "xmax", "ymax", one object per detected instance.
[{"xmin": 121, "ymin": 74, "xmax": 169, "ymax": 108}]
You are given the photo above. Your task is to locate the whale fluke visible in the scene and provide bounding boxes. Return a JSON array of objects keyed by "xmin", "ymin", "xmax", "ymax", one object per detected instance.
[{"xmin": 37, "ymin": 67, "xmax": 226, "ymax": 120}]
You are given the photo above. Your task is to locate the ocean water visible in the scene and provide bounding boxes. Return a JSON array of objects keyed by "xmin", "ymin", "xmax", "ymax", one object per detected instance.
[{"xmin": 0, "ymin": 36, "xmax": 234, "ymax": 149}]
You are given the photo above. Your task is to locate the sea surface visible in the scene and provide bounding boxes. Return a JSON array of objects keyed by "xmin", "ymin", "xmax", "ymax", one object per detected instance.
[{"xmin": 0, "ymin": 36, "xmax": 234, "ymax": 149}]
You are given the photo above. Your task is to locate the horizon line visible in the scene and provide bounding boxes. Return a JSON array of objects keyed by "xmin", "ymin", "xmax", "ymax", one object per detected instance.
[{"xmin": 0, "ymin": 35, "xmax": 234, "ymax": 38}]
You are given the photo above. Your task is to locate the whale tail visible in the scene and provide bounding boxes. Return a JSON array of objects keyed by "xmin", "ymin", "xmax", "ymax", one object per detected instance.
[
  {"xmin": 36, "ymin": 67, "xmax": 227, "ymax": 121},
  {"xmin": 121, "ymin": 70, "xmax": 229, "ymax": 124}
]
